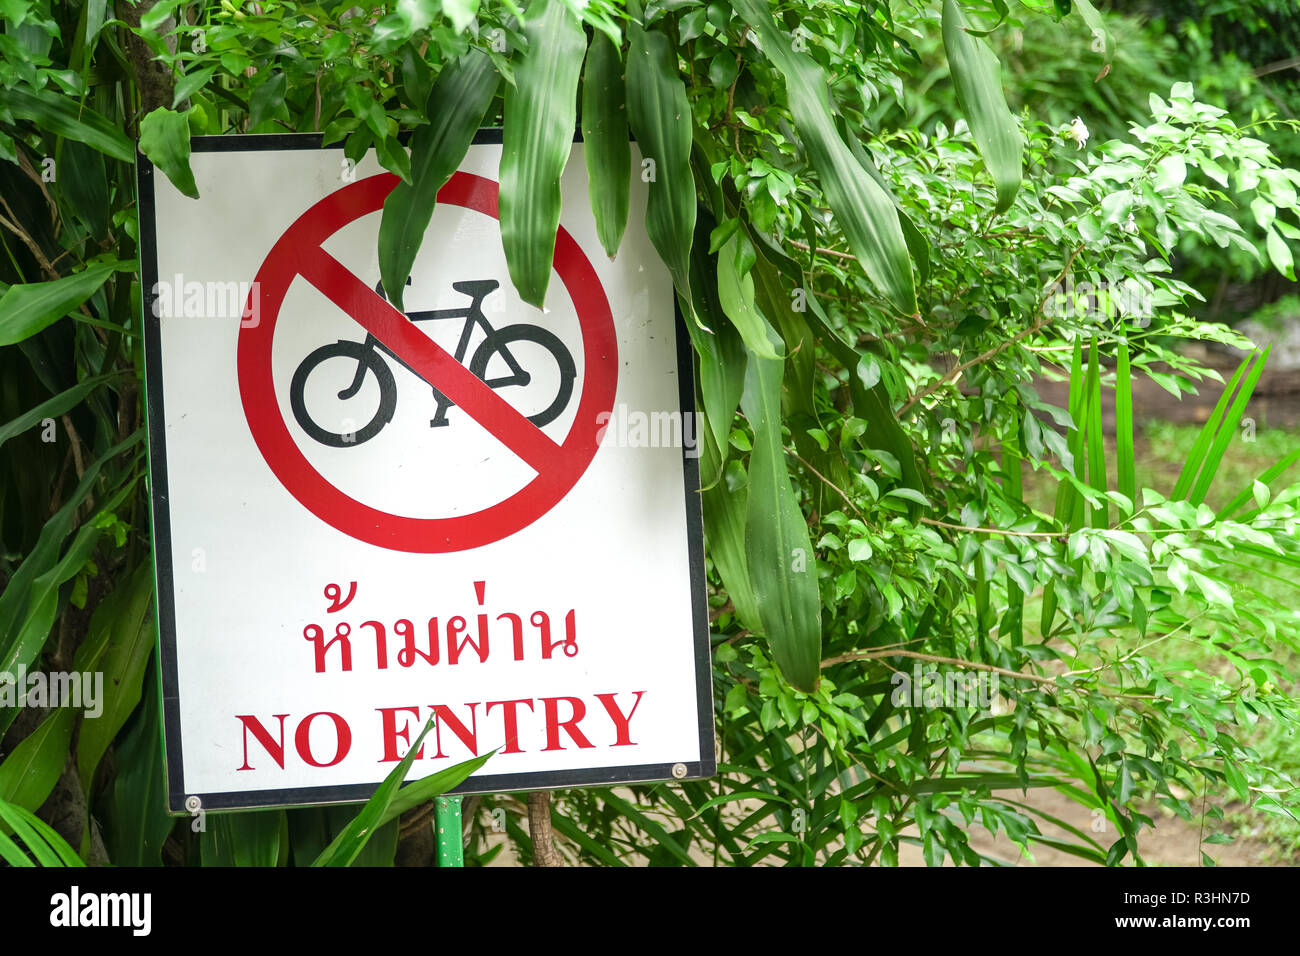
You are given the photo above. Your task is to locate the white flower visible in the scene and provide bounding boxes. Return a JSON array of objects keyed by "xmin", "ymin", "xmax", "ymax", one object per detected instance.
[
  {"xmin": 1121, "ymin": 212, "xmax": 1138, "ymax": 235},
  {"xmin": 1063, "ymin": 116, "xmax": 1089, "ymax": 150}
]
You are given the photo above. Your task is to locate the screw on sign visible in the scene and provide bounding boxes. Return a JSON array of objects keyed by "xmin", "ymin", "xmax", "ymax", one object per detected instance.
[{"xmin": 237, "ymin": 170, "xmax": 618, "ymax": 553}]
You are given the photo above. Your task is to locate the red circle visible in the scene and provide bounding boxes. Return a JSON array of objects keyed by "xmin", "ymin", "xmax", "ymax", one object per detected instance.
[{"xmin": 237, "ymin": 171, "xmax": 618, "ymax": 553}]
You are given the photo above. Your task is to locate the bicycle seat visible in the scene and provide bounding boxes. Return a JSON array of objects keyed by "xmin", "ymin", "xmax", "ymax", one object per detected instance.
[{"xmin": 451, "ymin": 280, "xmax": 499, "ymax": 300}]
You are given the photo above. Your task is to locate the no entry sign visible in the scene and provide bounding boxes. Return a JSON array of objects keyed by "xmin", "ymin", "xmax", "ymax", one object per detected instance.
[{"xmin": 138, "ymin": 134, "xmax": 713, "ymax": 812}]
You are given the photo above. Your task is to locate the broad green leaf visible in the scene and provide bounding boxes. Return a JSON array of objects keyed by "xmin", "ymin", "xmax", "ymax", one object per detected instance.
[
  {"xmin": 753, "ymin": 239, "xmax": 927, "ymax": 495},
  {"xmin": 734, "ymin": 0, "xmax": 916, "ymax": 315},
  {"xmin": 687, "ymin": 212, "xmax": 748, "ymax": 474},
  {"xmin": 701, "ymin": 440, "xmax": 763, "ymax": 632},
  {"xmin": 172, "ymin": 65, "xmax": 216, "ymax": 109},
  {"xmin": 104, "ymin": 684, "xmax": 174, "ymax": 867},
  {"xmin": 742, "ymin": 324, "xmax": 822, "ymax": 692},
  {"xmin": 625, "ymin": 23, "xmax": 695, "ymax": 299},
  {"xmin": 444, "ymin": 0, "xmax": 480, "ymax": 32},
  {"xmin": 139, "ymin": 107, "xmax": 198, "ymax": 199},
  {"xmin": 581, "ymin": 31, "xmax": 631, "ymax": 258},
  {"xmin": 0, "ymin": 708, "xmax": 75, "ymax": 811},
  {"xmin": 0, "ymin": 260, "xmax": 124, "ymax": 346},
  {"xmin": 942, "ymin": 0, "xmax": 1024, "ymax": 213},
  {"xmin": 499, "ymin": 0, "xmax": 586, "ymax": 308},
  {"xmin": 201, "ymin": 810, "xmax": 284, "ymax": 867},
  {"xmin": 718, "ymin": 237, "xmax": 781, "ymax": 360},
  {"xmin": 0, "ymin": 86, "xmax": 133, "ymax": 162},
  {"xmin": 378, "ymin": 48, "xmax": 500, "ymax": 310},
  {"xmin": 73, "ymin": 562, "xmax": 155, "ymax": 795},
  {"xmin": 1266, "ymin": 229, "xmax": 1295, "ymax": 280},
  {"xmin": 59, "ymin": 138, "xmax": 109, "ymax": 236}
]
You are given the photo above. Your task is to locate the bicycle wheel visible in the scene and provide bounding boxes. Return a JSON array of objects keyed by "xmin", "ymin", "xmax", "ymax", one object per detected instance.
[
  {"xmin": 290, "ymin": 340, "xmax": 397, "ymax": 447},
  {"xmin": 469, "ymin": 325, "xmax": 576, "ymax": 428}
]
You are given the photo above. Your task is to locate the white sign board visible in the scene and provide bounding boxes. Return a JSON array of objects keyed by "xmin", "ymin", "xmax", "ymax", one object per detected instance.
[{"xmin": 138, "ymin": 134, "xmax": 713, "ymax": 812}]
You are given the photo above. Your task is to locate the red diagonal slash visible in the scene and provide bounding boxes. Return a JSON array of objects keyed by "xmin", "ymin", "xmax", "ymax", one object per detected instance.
[{"xmin": 297, "ymin": 246, "xmax": 560, "ymax": 475}]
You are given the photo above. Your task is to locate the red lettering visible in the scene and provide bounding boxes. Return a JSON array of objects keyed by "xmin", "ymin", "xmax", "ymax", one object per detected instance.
[
  {"xmin": 431, "ymin": 703, "xmax": 479, "ymax": 759},
  {"xmin": 486, "ymin": 698, "xmax": 534, "ymax": 754},
  {"xmin": 376, "ymin": 705, "xmax": 424, "ymax": 762},
  {"xmin": 595, "ymin": 691, "xmax": 646, "ymax": 746},
  {"xmin": 294, "ymin": 711, "xmax": 352, "ymax": 767},
  {"xmin": 236, "ymin": 714, "xmax": 288, "ymax": 770},
  {"xmin": 542, "ymin": 696, "xmax": 594, "ymax": 751}
]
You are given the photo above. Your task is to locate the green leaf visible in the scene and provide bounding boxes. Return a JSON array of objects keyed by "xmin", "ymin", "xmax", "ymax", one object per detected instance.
[
  {"xmin": 625, "ymin": 22, "xmax": 695, "ymax": 299},
  {"xmin": 847, "ymin": 539, "xmax": 873, "ymax": 561},
  {"xmin": 444, "ymin": 0, "xmax": 480, "ymax": 32},
  {"xmin": 73, "ymin": 562, "xmax": 155, "ymax": 795},
  {"xmin": 0, "ymin": 796, "xmax": 84, "ymax": 866},
  {"xmin": 942, "ymin": 0, "xmax": 1024, "ymax": 212},
  {"xmin": 377, "ymin": 48, "xmax": 500, "ymax": 310},
  {"xmin": 1187, "ymin": 348, "xmax": 1270, "ymax": 505},
  {"xmin": 718, "ymin": 237, "xmax": 781, "ymax": 360},
  {"xmin": 1266, "ymin": 229, "xmax": 1295, "ymax": 281},
  {"xmin": 312, "ymin": 714, "xmax": 489, "ymax": 866},
  {"xmin": 1073, "ymin": 0, "xmax": 1114, "ymax": 69},
  {"xmin": 687, "ymin": 212, "xmax": 749, "ymax": 473},
  {"xmin": 734, "ymin": 0, "xmax": 916, "ymax": 315},
  {"xmin": 0, "ymin": 86, "xmax": 133, "ymax": 163},
  {"xmin": 0, "ymin": 261, "xmax": 124, "ymax": 346},
  {"xmin": 499, "ymin": 0, "xmax": 586, "ymax": 308},
  {"xmin": 581, "ymin": 31, "xmax": 631, "ymax": 258},
  {"xmin": 172, "ymin": 65, "xmax": 216, "ymax": 108},
  {"xmin": 0, "ymin": 708, "xmax": 75, "ymax": 811},
  {"xmin": 201, "ymin": 810, "xmax": 284, "ymax": 867},
  {"xmin": 0, "ymin": 374, "xmax": 118, "ymax": 455},
  {"xmin": 103, "ymin": 684, "xmax": 173, "ymax": 866},
  {"xmin": 741, "ymin": 326, "xmax": 822, "ymax": 692},
  {"xmin": 139, "ymin": 107, "xmax": 198, "ymax": 199},
  {"xmin": 701, "ymin": 441, "xmax": 763, "ymax": 633},
  {"xmin": 1115, "ymin": 340, "xmax": 1135, "ymax": 506}
]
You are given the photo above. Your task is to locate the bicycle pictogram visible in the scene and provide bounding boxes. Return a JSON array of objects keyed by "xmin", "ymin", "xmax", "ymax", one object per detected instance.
[{"xmin": 289, "ymin": 278, "xmax": 577, "ymax": 447}]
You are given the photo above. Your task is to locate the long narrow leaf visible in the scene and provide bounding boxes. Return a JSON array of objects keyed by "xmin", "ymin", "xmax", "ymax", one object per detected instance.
[
  {"xmin": 625, "ymin": 23, "xmax": 695, "ymax": 299},
  {"xmin": 942, "ymin": 0, "xmax": 1024, "ymax": 212},
  {"xmin": 378, "ymin": 48, "xmax": 500, "ymax": 310},
  {"xmin": 1189, "ymin": 346, "xmax": 1271, "ymax": 505},
  {"xmin": 499, "ymin": 0, "xmax": 586, "ymax": 308},
  {"xmin": 0, "ymin": 261, "xmax": 126, "ymax": 346},
  {"xmin": 734, "ymin": 0, "xmax": 916, "ymax": 315},
  {"xmin": 742, "ymin": 323, "xmax": 822, "ymax": 691},
  {"xmin": 0, "ymin": 709, "xmax": 75, "ymax": 811},
  {"xmin": 0, "ymin": 86, "xmax": 133, "ymax": 162},
  {"xmin": 1115, "ymin": 340, "xmax": 1135, "ymax": 507},
  {"xmin": 581, "ymin": 31, "xmax": 631, "ymax": 258},
  {"xmin": 1171, "ymin": 352, "xmax": 1254, "ymax": 500}
]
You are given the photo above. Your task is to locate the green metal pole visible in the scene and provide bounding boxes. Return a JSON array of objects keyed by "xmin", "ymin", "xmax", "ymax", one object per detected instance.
[{"xmin": 435, "ymin": 795, "xmax": 463, "ymax": 867}]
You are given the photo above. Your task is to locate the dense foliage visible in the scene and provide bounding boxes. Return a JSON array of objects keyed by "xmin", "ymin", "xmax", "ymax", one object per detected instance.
[{"xmin": 1, "ymin": 0, "xmax": 1299, "ymax": 866}]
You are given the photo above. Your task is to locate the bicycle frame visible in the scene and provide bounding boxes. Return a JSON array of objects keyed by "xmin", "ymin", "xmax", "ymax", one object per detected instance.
[{"xmin": 343, "ymin": 280, "xmax": 529, "ymax": 426}]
